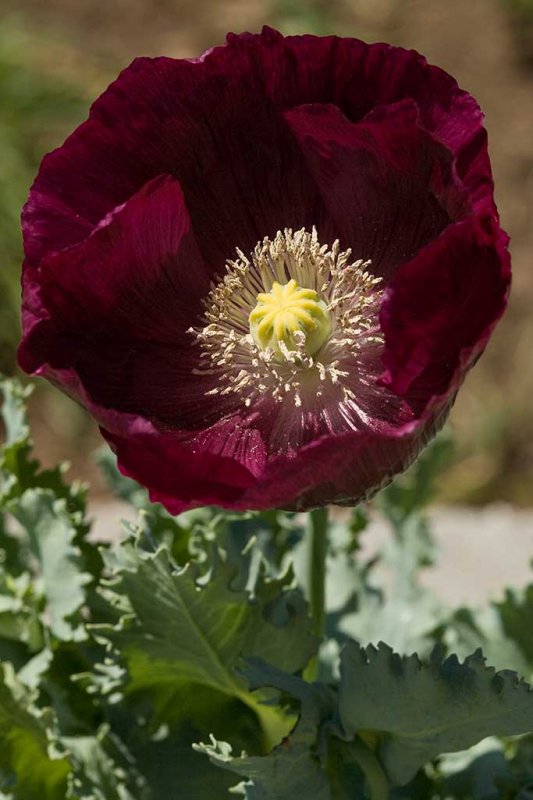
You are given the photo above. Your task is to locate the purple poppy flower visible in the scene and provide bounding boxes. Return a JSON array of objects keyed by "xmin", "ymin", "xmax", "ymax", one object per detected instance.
[{"xmin": 18, "ymin": 27, "xmax": 510, "ymax": 513}]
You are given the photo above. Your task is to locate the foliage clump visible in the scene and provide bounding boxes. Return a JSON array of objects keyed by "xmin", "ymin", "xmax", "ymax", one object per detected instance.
[{"xmin": 0, "ymin": 378, "xmax": 532, "ymax": 799}]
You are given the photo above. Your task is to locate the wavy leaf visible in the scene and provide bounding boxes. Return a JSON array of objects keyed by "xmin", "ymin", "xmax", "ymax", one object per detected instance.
[
  {"xmin": 94, "ymin": 539, "xmax": 317, "ymax": 703},
  {"xmin": 8, "ymin": 490, "xmax": 91, "ymax": 641},
  {"xmin": 0, "ymin": 662, "xmax": 70, "ymax": 799},
  {"xmin": 339, "ymin": 642, "xmax": 533, "ymax": 785},
  {"xmin": 196, "ymin": 660, "xmax": 334, "ymax": 800}
]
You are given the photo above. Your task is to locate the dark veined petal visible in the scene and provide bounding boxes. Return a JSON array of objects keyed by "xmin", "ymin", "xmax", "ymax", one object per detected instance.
[
  {"xmin": 226, "ymin": 28, "xmax": 493, "ymax": 209},
  {"xmin": 285, "ymin": 100, "xmax": 467, "ymax": 278},
  {"xmin": 103, "ymin": 398, "xmax": 446, "ymax": 513},
  {"xmin": 21, "ymin": 174, "xmax": 209, "ymax": 349},
  {"xmin": 103, "ymin": 427, "xmax": 256, "ymax": 514},
  {"xmin": 22, "ymin": 38, "xmax": 325, "ymax": 276},
  {"xmin": 242, "ymin": 406, "xmax": 447, "ymax": 512},
  {"xmin": 22, "ymin": 28, "xmax": 491, "ymax": 275},
  {"xmin": 18, "ymin": 175, "xmax": 227, "ymax": 426},
  {"xmin": 380, "ymin": 214, "xmax": 511, "ymax": 402}
]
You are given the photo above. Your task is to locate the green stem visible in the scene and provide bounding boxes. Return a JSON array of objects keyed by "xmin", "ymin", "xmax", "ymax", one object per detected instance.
[
  {"xmin": 350, "ymin": 738, "xmax": 390, "ymax": 800},
  {"xmin": 308, "ymin": 506, "xmax": 329, "ymax": 639}
]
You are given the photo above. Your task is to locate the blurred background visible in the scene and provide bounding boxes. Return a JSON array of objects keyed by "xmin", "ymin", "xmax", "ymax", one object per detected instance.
[{"xmin": 1, "ymin": 0, "xmax": 532, "ymax": 506}]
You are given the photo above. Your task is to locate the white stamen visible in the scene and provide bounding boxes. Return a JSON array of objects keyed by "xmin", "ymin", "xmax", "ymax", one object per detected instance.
[{"xmin": 190, "ymin": 228, "xmax": 384, "ymax": 410}]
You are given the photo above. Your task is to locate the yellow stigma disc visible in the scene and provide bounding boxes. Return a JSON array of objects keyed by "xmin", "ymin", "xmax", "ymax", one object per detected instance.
[{"xmin": 249, "ymin": 279, "xmax": 331, "ymax": 358}]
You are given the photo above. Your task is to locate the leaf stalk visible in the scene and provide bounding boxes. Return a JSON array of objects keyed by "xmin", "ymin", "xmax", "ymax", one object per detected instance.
[{"xmin": 350, "ymin": 737, "xmax": 390, "ymax": 800}]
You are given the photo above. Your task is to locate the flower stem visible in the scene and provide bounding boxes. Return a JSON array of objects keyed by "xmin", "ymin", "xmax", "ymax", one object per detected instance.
[
  {"xmin": 350, "ymin": 738, "xmax": 390, "ymax": 800},
  {"xmin": 308, "ymin": 506, "xmax": 329, "ymax": 640}
]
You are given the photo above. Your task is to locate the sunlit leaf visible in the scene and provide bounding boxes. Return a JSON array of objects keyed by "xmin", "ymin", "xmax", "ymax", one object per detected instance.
[
  {"xmin": 93, "ymin": 537, "xmax": 317, "ymax": 703},
  {"xmin": 8, "ymin": 490, "xmax": 91, "ymax": 641},
  {"xmin": 64, "ymin": 726, "xmax": 145, "ymax": 800},
  {"xmin": 0, "ymin": 662, "xmax": 70, "ymax": 799},
  {"xmin": 196, "ymin": 660, "xmax": 335, "ymax": 800}
]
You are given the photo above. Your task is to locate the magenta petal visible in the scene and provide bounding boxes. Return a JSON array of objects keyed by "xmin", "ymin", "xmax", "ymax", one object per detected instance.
[
  {"xmin": 20, "ymin": 174, "xmax": 209, "ymax": 357},
  {"xmin": 380, "ymin": 215, "xmax": 511, "ymax": 400},
  {"xmin": 18, "ymin": 175, "xmax": 222, "ymax": 425},
  {"xmin": 23, "ymin": 29, "xmax": 491, "ymax": 278},
  {"xmin": 103, "ymin": 428, "xmax": 256, "ymax": 514},
  {"xmin": 232, "ymin": 28, "xmax": 492, "ymax": 209},
  {"xmin": 239, "ymin": 413, "xmax": 443, "ymax": 512},
  {"xmin": 106, "ymin": 402, "xmax": 443, "ymax": 514},
  {"xmin": 285, "ymin": 100, "xmax": 466, "ymax": 278},
  {"xmin": 22, "ymin": 43, "xmax": 324, "ymax": 275}
]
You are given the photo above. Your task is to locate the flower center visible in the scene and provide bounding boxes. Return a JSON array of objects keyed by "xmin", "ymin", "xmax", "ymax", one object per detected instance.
[
  {"xmin": 191, "ymin": 228, "xmax": 384, "ymax": 415},
  {"xmin": 249, "ymin": 278, "xmax": 331, "ymax": 358}
]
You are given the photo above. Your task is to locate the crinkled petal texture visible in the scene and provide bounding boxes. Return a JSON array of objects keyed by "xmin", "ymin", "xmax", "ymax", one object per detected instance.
[{"xmin": 19, "ymin": 27, "xmax": 510, "ymax": 512}]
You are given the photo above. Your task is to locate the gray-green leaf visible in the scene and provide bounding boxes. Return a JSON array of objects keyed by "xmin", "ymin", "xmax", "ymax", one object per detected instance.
[
  {"xmin": 94, "ymin": 541, "xmax": 317, "ymax": 703},
  {"xmin": 196, "ymin": 660, "xmax": 334, "ymax": 800},
  {"xmin": 339, "ymin": 642, "xmax": 533, "ymax": 785},
  {"xmin": 8, "ymin": 490, "xmax": 92, "ymax": 641}
]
